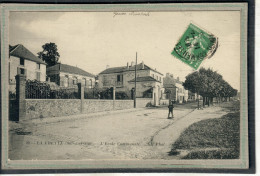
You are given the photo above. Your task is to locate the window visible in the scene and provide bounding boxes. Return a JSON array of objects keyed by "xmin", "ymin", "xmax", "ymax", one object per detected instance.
[
  {"xmin": 159, "ymin": 77, "xmax": 161, "ymax": 82},
  {"xmin": 152, "ymin": 74, "xmax": 154, "ymax": 78},
  {"xmin": 90, "ymin": 79, "xmax": 93, "ymax": 88},
  {"xmin": 36, "ymin": 72, "xmax": 40, "ymax": 81},
  {"xmin": 116, "ymin": 75, "xmax": 123, "ymax": 87},
  {"xmin": 64, "ymin": 75, "xmax": 69, "ymax": 87},
  {"xmin": 37, "ymin": 64, "xmax": 40, "ymax": 70},
  {"xmin": 17, "ymin": 67, "xmax": 26, "ymax": 75},
  {"xmin": 73, "ymin": 76, "xmax": 78, "ymax": 85},
  {"xmin": 20, "ymin": 68, "xmax": 25, "ymax": 75},
  {"xmin": 117, "ymin": 75, "xmax": 123, "ymax": 82},
  {"xmin": 156, "ymin": 75, "xmax": 158, "ymax": 80},
  {"xmin": 82, "ymin": 78, "xmax": 87, "ymax": 87},
  {"xmin": 20, "ymin": 58, "xmax": 24, "ymax": 65}
]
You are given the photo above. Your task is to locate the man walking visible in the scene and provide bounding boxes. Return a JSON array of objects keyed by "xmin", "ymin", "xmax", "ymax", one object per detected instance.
[{"xmin": 168, "ymin": 101, "xmax": 174, "ymax": 119}]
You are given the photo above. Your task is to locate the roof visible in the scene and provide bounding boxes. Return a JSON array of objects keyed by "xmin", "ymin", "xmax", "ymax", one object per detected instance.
[
  {"xmin": 164, "ymin": 84, "xmax": 177, "ymax": 88},
  {"xmin": 47, "ymin": 64, "xmax": 95, "ymax": 78},
  {"xmin": 175, "ymin": 79, "xmax": 183, "ymax": 84},
  {"xmin": 128, "ymin": 76, "xmax": 161, "ymax": 83},
  {"xmin": 9, "ymin": 44, "xmax": 46, "ymax": 65},
  {"xmin": 99, "ymin": 63, "xmax": 163, "ymax": 76}
]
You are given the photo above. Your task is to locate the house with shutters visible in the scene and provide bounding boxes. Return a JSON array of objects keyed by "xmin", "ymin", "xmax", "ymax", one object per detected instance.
[
  {"xmin": 46, "ymin": 63, "xmax": 95, "ymax": 88},
  {"xmin": 98, "ymin": 61, "xmax": 164, "ymax": 106},
  {"xmin": 9, "ymin": 44, "xmax": 47, "ymax": 92}
]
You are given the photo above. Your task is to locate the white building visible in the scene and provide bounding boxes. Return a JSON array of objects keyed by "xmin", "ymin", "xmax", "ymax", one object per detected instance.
[{"xmin": 9, "ymin": 44, "xmax": 47, "ymax": 92}]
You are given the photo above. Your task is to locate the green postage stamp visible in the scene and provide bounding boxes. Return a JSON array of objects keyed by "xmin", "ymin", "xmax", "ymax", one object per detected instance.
[{"xmin": 172, "ymin": 23, "xmax": 218, "ymax": 70}]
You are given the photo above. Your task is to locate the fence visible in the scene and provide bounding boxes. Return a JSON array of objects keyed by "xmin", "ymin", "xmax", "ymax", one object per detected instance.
[
  {"xmin": 84, "ymin": 87, "xmax": 113, "ymax": 99},
  {"xmin": 84, "ymin": 87, "xmax": 132, "ymax": 100},
  {"xmin": 25, "ymin": 80, "xmax": 79, "ymax": 99},
  {"xmin": 12, "ymin": 75, "xmax": 154, "ymax": 121}
]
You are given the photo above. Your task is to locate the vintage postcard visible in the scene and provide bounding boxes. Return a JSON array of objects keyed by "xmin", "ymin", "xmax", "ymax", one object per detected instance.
[{"xmin": 1, "ymin": 3, "xmax": 249, "ymax": 171}]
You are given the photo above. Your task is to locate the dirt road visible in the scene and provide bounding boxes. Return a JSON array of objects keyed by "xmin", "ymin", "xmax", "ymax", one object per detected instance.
[{"xmin": 9, "ymin": 102, "xmax": 228, "ymax": 160}]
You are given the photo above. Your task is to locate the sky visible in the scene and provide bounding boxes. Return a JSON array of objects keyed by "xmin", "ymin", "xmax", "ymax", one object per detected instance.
[{"xmin": 9, "ymin": 11, "xmax": 241, "ymax": 90}]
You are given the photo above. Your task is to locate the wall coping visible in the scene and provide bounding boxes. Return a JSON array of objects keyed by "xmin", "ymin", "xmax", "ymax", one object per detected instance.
[
  {"xmin": 25, "ymin": 99, "xmax": 133, "ymax": 101},
  {"xmin": 25, "ymin": 99, "xmax": 81, "ymax": 101}
]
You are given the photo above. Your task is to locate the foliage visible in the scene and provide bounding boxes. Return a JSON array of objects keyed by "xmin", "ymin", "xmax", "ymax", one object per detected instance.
[
  {"xmin": 183, "ymin": 67, "xmax": 238, "ymax": 107},
  {"xmin": 115, "ymin": 91, "xmax": 130, "ymax": 100},
  {"xmin": 37, "ymin": 42, "xmax": 60, "ymax": 67},
  {"xmin": 26, "ymin": 80, "xmax": 78, "ymax": 99},
  {"xmin": 84, "ymin": 87, "xmax": 113, "ymax": 99}
]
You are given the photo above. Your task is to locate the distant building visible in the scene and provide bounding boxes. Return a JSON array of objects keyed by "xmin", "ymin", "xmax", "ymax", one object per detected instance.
[
  {"xmin": 163, "ymin": 73, "xmax": 177, "ymax": 101},
  {"xmin": 9, "ymin": 44, "xmax": 47, "ymax": 92},
  {"xmin": 47, "ymin": 63, "xmax": 95, "ymax": 88},
  {"xmin": 98, "ymin": 61, "xmax": 164, "ymax": 106},
  {"xmin": 175, "ymin": 77, "xmax": 189, "ymax": 103},
  {"xmin": 163, "ymin": 73, "xmax": 189, "ymax": 104}
]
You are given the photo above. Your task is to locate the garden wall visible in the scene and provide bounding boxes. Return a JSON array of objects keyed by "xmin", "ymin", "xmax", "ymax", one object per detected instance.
[
  {"xmin": 25, "ymin": 99, "xmax": 134, "ymax": 119},
  {"xmin": 82, "ymin": 100, "xmax": 133, "ymax": 113},
  {"xmin": 25, "ymin": 99, "xmax": 81, "ymax": 119},
  {"xmin": 136, "ymin": 98, "xmax": 153, "ymax": 108}
]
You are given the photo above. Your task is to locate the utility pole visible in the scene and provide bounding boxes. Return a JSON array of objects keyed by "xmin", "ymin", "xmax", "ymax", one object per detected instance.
[{"xmin": 134, "ymin": 52, "xmax": 137, "ymax": 108}]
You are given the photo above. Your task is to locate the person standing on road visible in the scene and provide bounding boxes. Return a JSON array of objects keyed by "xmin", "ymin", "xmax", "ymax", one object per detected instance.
[{"xmin": 168, "ymin": 101, "xmax": 174, "ymax": 119}]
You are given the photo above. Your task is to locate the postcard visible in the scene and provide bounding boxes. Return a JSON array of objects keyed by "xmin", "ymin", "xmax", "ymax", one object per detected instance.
[{"xmin": 1, "ymin": 3, "xmax": 249, "ymax": 171}]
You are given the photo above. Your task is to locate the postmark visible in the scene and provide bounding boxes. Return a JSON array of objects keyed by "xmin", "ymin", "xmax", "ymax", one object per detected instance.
[{"xmin": 171, "ymin": 23, "xmax": 218, "ymax": 70}]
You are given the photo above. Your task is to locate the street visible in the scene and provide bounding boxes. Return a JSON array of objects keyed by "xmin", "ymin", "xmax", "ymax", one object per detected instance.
[{"xmin": 9, "ymin": 102, "xmax": 229, "ymax": 160}]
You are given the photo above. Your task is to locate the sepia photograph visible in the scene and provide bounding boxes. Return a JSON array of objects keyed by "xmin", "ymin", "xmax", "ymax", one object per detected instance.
[{"xmin": 1, "ymin": 3, "xmax": 249, "ymax": 170}]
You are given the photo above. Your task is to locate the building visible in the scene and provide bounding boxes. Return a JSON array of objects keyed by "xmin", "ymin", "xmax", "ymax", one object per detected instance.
[
  {"xmin": 47, "ymin": 63, "xmax": 95, "ymax": 88},
  {"xmin": 98, "ymin": 62, "xmax": 164, "ymax": 106},
  {"xmin": 9, "ymin": 44, "xmax": 47, "ymax": 92},
  {"xmin": 163, "ymin": 73, "xmax": 189, "ymax": 104},
  {"xmin": 175, "ymin": 77, "xmax": 189, "ymax": 103},
  {"xmin": 163, "ymin": 73, "xmax": 177, "ymax": 101}
]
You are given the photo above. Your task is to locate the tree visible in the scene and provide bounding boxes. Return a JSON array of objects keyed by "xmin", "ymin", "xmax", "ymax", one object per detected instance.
[
  {"xmin": 183, "ymin": 70, "xmax": 206, "ymax": 109},
  {"xmin": 183, "ymin": 67, "xmax": 237, "ymax": 109},
  {"xmin": 38, "ymin": 42, "xmax": 60, "ymax": 67}
]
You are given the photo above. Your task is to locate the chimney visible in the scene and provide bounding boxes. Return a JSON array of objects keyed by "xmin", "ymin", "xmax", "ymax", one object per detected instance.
[
  {"xmin": 131, "ymin": 61, "xmax": 134, "ymax": 67},
  {"xmin": 106, "ymin": 65, "xmax": 110, "ymax": 69},
  {"xmin": 141, "ymin": 61, "xmax": 144, "ymax": 69},
  {"xmin": 127, "ymin": 62, "xmax": 129, "ymax": 69}
]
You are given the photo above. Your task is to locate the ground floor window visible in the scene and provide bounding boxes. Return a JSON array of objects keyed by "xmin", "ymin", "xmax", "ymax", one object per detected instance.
[
  {"xmin": 73, "ymin": 76, "xmax": 78, "ymax": 85},
  {"xmin": 64, "ymin": 75, "xmax": 69, "ymax": 87}
]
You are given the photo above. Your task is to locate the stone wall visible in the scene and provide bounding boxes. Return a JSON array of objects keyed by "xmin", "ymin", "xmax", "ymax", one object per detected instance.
[
  {"xmin": 25, "ymin": 99, "xmax": 135, "ymax": 120},
  {"xmin": 24, "ymin": 98, "xmax": 150, "ymax": 120},
  {"xmin": 82, "ymin": 100, "xmax": 133, "ymax": 113},
  {"xmin": 82, "ymin": 100, "xmax": 114, "ymax": 113},
  {"xmin": 114, "ymin": 100, "xmax": 133, "ymax": 110},
  {"xmin": 136, "ymin": 98, "xmax": 153, "ymax": 108},
  {"xmin": 25, "ymin": 99, "xmax": 81, "ymax": 119}
]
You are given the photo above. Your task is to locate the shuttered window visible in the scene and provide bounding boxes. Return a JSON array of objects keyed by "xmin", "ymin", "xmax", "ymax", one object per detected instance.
[{"xmin": 64, "ymin": 76, "xmax": 69, "ymax": 87}]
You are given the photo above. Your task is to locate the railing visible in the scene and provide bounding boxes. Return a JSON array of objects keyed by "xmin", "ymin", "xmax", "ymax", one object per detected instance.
[
  {"xmin": 84, "ymin": 87, "xmax": 113, "ymax": 99},
  {"xmin": 25, "ymin": 80, "xmax": 79, "ymax": 99},
  {"xmin": 115, "ymin": 91, "xmax": 131, "ymax": 100}
]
